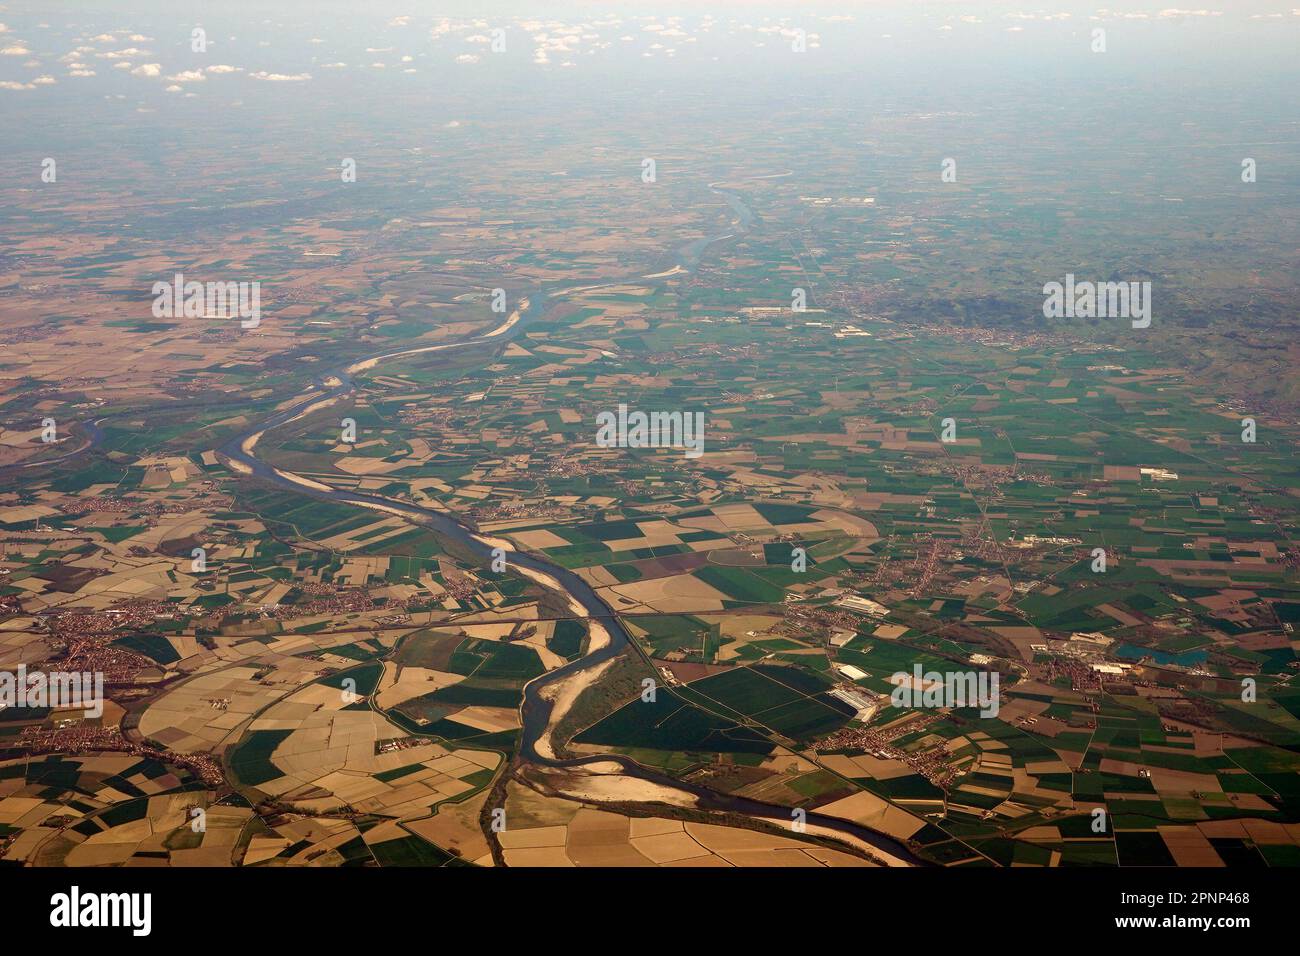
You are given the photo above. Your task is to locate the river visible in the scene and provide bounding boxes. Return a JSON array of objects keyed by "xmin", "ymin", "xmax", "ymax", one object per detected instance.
[{"xmin": 154, "ymin": 178, "xmax": 925, "ymax": 865}]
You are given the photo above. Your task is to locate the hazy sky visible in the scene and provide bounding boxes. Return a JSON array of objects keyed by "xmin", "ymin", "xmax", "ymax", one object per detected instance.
[{"xmin": 2, "ymin": 3, "xmax": 1296, "ymax": 211}]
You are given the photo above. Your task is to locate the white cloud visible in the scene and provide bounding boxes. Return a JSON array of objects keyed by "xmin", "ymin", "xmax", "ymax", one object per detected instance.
[
  {"xmin": 2, "ymin": 44, "xmax": 32, "ymax": 56},
  {"xmin": 456, "ymin": 53, "xmax": 480, "ymax": 63},
  {"xmin": 167, "ymin": 69, "xmax": 205, "ymax": 82},
  {"xmin": 32, "ymin": 75, "xmax": 55, "ymax": 84},
  {"xmin": 131, "ymin": 62, "xmax": 161, "ymax": 76},
  {"xmin": 248, "ymin": 70, "xmax": 311, "ymax": 81},
  {"xmin": 206, "ymin": 64, "xmax": 241, "ymax": 73}
]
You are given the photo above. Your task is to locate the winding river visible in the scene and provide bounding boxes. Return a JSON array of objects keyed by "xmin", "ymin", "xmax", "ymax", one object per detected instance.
[{"xmin": 62, "ymin": 178, "xmax": 925, "ymax": 865}]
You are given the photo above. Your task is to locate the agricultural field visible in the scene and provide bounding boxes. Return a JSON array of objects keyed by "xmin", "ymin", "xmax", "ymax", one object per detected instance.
[{"xmin": 0, "ymin": 3, "xmax": 1297, "ymax": 878}]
